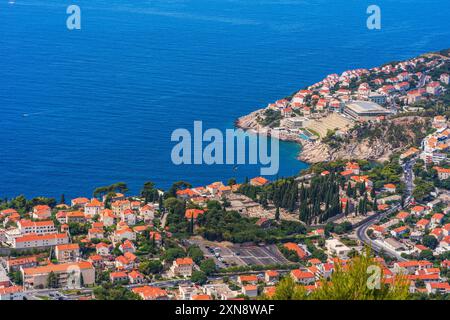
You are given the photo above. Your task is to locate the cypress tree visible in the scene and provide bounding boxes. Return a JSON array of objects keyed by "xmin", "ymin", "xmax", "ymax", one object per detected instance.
[{"xmin": 275, "ymin": 206, "xmax": 280, "ymax": 221}]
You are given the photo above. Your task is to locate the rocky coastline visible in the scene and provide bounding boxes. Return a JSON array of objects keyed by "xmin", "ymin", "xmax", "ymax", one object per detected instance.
[{"xmin": 235, "ymin": 111, "xmax": 410, "ymax": 164}]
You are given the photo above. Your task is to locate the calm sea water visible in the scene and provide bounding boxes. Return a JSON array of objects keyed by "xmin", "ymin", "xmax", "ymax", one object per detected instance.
[{"xmin": 0, "ymin": 0, "xmax": 449, "ymax": 199}]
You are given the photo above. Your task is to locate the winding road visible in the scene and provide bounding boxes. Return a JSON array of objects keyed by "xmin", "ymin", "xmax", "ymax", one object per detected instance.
[{"xmin": 355, "ymin": 159, "xmax": 415, "ymax": 262}]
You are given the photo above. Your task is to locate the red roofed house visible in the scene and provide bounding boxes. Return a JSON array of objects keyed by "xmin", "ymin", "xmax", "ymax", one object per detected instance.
[
  {"xmin": 407, "ymin": 89, "xmax": 425, "ymax": 104},
  {"xmin": 369, "ymin": 225, "xmax": 385, "ymax": 238},
  {"xmin": 32, "ymin": 205, "xmax": 51, "ymax": 220},
  {"xmin": 17, "ymin": 219, "xmax": 56, "ymax": 235},
  {"xmin": 110, "ymin": 271, "xmax": 128, "ymax": 284},
  {"xmin": 394, "ymin": 260, "xmax": 432, "ymax": 274},
  {"xmin": 426, "ymin": 282, "xmax": 450, "ymax": 294},
  {"xmin": 65, "ymin": 211, "xmax": 86, "ymax": 224},
  {"xmin": 71, "ymin": 197, "xmax": 89, "ymax": 207},
  {"xmin": 170, "ymin": 258, "xmax": 194, "ymax": 277},
  {"xmin": 410, "ymin": 206, "xmax": 426, "ymax": 216},
  {"xmin": 139, "ymin": 204, "xmax": 155, "ymax": 222},
  {"xmin": 377, "ymin": 204, "xmax": 390, "ymax": 212},
  {"xmin": 282, "ymin": 107, "xmax": 293, "ymax": 117},
  {"xmin": 441, "ymin": 260, "xmax": 450, "ymax": 269},
  {"xmin": 250, "ymin": 176, "xmax": 269, "ymax": 187},
  {"xmin": 345, "ymin": 162, "xmax": 360, "ymax": 175},
  {"xmin": 96, "ymin": 242, "xmax": 110, "ymax": 256},
  {"xmin": 238, "ymin": 275, "xmax": 258, "ymax": 285},
  {"xmin": 444, "ymin": 224, "xmax": 450, "ymax": 237},
  {"xmin": 176, "ymin": 188, "xmax": 197, "ymax": 200},
  {"xmin": 114, "ymin": 228, "xmax": 136, "ymax": 242},
  {"xmin": 111, "ymin": 200, "xmax": 131, "ymax": 217},
  {"xmin": 84, "ymin": 198, "xmax": 104, "ymax": 217},
  {"xmin": 290, "ymin": 270, "xmax": 315, "ymax": 285},
  {"xmin": 87, "ymin": 254, "xmax": 103, "ymax": 268},
  {"xmin": 340, "ymin": 170, "xmax": 354, "ymax": 178},
  {"xmin": 416, "ymin": 219, "xmax": 430, "ymax": 230},
  {"xmin": 132, "ymin": 286, "xmax": 168, "ymax": 300},
  {"xmin": 0, "ymin": 286, "xmax": 24, "ymax": 300},
  {"xmin": 430, "ymin": 228, "xmax": 443, "ymax": 241},
  {"xmin": 242, "ymin": 285, "xmax": 258, "ymax": 298},
  {"xmin": 434, "ymin": 167, "xmax": 450, "ymax": 180},
  {"xmin": 283, "ymin": 242, "xmax": 308, "ymax": 259},
  {"xmin": 128, "ymin": 270, "xmax": 145, "ymax": 284},
  {"xmin": 88, "ymin": 228, "xmax": 104, "ymax": 240},
  {"xmin": 384, "ymin": 184, "xmax": 396, "ymax": 193},
  {"xmin": 264, "ymin": 270, "xmax": 279, "ymax": 284},
  {"xmin": 149, "ymin": 231, "xmax": 162, "ymax": 246},
  {"xmin": 119, "ymin": 239, "xmax": 136, "ymax": 254},
  {"xmin": 55, "ymin": 243, "xmax": 80, "ymax": 262},
  {"xmin": 5, "ymin": 256, "xmax": 38, "ymax": 272},
  {"xmin": 396, "ymin": 212, "xmax": 409, "ymax": 222},
  {"xmin": 100, "ymin": 209, "xmax": 115, "ymax": 227},
  {"xmin": 115, "ymin": 252, "xmax": 138, "ymax": 271},
  {"xmin": 121, "ymin": 209, "xmax": 136, "ymax": 226},
  {"xmin": 0, "ymin": 208, "xmax": 18, "ymax": 218},
  {"xmin": 22, "ymin": 261, "xmax": 95, "ymax": 289},
  {"xmin": 192, "ymin": 294, "xmax": 212, "ymax": 301},
  {"xmin": 11, "ymin": 233, "xmax": 69, "ymax": 249},
  {"xmin": 431, "ymin": 213, "xmax": 444, "ymax": 226},
  {"xmin": 391, "ymin": 226, "xmax": 409, "ymax": 238}
]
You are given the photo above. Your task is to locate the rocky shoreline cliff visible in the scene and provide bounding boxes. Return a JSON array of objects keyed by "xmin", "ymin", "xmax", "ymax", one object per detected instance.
[{"xmin": 236, "ymin": 111, "xmax": 428, "ymax": 164}]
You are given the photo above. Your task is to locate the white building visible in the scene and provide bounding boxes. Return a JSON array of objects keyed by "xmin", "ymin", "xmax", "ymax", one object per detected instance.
[
  {"xmin": 0, "ymin": 286, "xmax": 24, "ymax": 300},
  {"xmin": 11, "ymin": 233, "xmax": 69, "ymax": 249},
  {"xmin": 170, "ymin": 258, "xmax": 194, "ymax": 277},
  {"xmin": 325, "ymin": 239, "xmax": 351, "ymax": 258},
  {"xmin": 17, "ymin": 220, "xmax": 56, "ymax": 235}
]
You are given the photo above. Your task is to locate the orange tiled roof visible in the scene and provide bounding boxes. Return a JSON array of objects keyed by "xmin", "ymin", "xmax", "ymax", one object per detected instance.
[
  {"xmin": 56, "ymin": 243, "xmax": 79, "ymax": 251},
  {"xmin": 175, "ymin": 257, "xmax": 193, "ymax": 266},
  {"xmin": 185, "ymin": 209, "xmax": 205, "ymax": 219},
  {"xmin": 23, "ymin": 261, "xmax": 93, "ymax": 275},
  {"xmin": 283, "ymin": 242, "xmax": 307, "ymax": 259},
  {"xmin": 132, "ymin": 286, "xmax": 167, "ymax": 300}
]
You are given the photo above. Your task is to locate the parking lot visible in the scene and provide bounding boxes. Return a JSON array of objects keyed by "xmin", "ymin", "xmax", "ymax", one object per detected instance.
[
  {"xmin": 189, "ymin": 239, "xmax": 290, "ymax": 268},
  {"xmin": 231, "ymin": 245, "xmax": 290, "ymax": 266}
]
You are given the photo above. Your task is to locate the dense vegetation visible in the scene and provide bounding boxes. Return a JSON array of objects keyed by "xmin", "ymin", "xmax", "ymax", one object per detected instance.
[
  {"xmin": 164, "ymin": 197, "xmax": 307, "ymax": 243},
  {"xmin": 266, "ymin": 251, "xmax": 410, "ymax": 300},
  {"xmin": 257, "ymin": 109, "xmax": 282, "ymax": 128},
  {"xmin": 238, "ymin": 174, "xmax": 342, "ymax": 225},
  {"xmin": 0, "ymin": 195, "xmax": 56, "ymax": 214},
  {"xmin": 93, "ymin": 283, "xmax": 141, "ymax": 300}
]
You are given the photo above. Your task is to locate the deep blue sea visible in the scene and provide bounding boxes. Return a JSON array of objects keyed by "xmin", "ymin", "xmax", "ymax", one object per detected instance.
[{"xmin": 0, "ymin": 0, "xmax": 449, "ymax": 199}]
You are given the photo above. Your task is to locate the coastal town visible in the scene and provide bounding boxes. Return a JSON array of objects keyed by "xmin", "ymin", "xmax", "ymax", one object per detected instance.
[
  {"xmin": 1, "ymin": 49, "xmax": 450, "ymax": 300},
  {"xmin": 237, "ymin": 49, "xmax": 450, "ymax": 163}
]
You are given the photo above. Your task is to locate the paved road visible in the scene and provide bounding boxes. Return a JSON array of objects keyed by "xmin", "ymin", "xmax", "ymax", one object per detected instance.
[
  {"xmin": 355, "ymin": 159, "xmax": 415, "ymax": 261},
  {"xmin": 160, "ymin": 209, "xmax": 168, "ymax": 229},
  {"xmin": 356, "ymin": 205, "xmax": 407, "ymax": 262}
]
